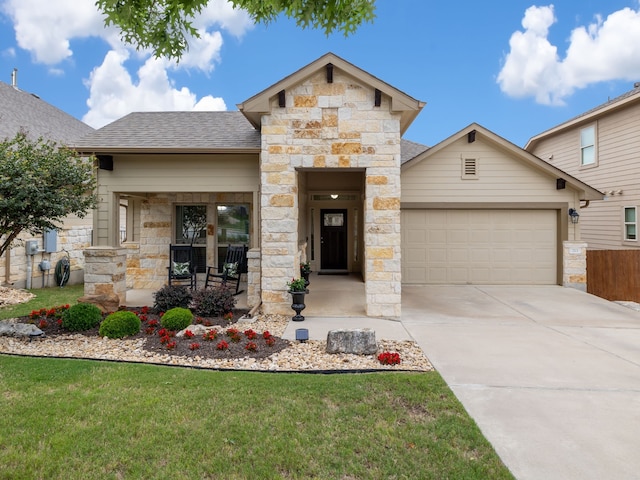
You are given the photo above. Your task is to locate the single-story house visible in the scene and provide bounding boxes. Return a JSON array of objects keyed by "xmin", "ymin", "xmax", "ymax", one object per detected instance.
[
  {"xmin": 0, "ymin": 75, "xmax": 94, "ymax": 289},
  {"xmin": 73, "ymin": 53, "xmax": 602, "ymax": 318}
]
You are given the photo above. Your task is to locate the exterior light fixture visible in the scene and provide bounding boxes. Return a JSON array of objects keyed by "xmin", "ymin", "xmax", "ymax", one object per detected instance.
[
  {"xmin": 295, "ymin": 328, "xmax": 309, "ymax": 342},
  {"xmin": 330, "ymin": 194, "xmax": 338, "ymax": 200},
  {"xmin": 568, "ymin": 208, "xmax": 580, "ymax": 224}
]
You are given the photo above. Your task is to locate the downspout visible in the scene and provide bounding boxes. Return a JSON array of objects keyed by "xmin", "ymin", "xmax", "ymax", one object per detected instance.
[{"xmin": 580, "ymin": 200, "xmax": 590, "ymax": 209}]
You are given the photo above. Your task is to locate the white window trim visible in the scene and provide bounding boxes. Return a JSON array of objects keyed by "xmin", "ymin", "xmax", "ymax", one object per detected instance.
[
  {"xmin": 623, "ymin": 206, "xmax": 637, "ymax": 242},
  {"xmin": 580, "ymin": 124, "xmax": 597, "ymax": 168}
]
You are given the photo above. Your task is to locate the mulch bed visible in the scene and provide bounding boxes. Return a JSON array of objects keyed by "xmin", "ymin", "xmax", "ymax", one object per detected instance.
[{"xmin": 20, "ymin": 307, "xmax": 291, "ymax": 361}]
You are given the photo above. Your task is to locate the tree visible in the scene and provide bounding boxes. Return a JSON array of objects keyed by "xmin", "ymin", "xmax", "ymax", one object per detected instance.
[
  {"xmin": 97, "ymin": 0, "xmax": 376, "ymax": 60},
  {"xmin": 0, "ymin": 132, "xmax": 97, "ymax": 258}
]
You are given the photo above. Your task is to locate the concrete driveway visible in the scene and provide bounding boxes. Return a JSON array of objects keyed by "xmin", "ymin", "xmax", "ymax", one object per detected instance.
[{"xmin": 401, "ymin": 285, "xmax": 640, "ymax": 480}]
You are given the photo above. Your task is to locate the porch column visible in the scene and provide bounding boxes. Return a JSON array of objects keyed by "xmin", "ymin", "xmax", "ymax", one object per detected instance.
[
  {"xmin": 83, "ymin": 247, "xmax": 128, "ymax": 305},
  {"xmin": 364, "ymin": 169, "xmax": 402, "ymax": 318}
]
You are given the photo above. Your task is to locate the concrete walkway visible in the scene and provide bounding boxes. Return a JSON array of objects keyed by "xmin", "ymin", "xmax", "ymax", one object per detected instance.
[{"xmin": 401, "ymin": 285, "xmax": 640, "ymax": 480}]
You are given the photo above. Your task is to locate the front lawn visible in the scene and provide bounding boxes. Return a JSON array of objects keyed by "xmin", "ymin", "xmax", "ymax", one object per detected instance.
[
  {"xmin": 0, "ymin": 284, "xmax": 84, "ymax": 320},
  {"xmin": 0, "ymin": 356, "xmax": 513, "ymax": 479}
]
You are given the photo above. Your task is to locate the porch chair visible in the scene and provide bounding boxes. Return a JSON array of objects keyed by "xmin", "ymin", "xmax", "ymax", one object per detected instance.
[
  {"xmin": 167, "ymin": 244, "xmax": 197, "ymax": 290},
  {"xmin": 204, "ymin": 244, "xmax": 248, "ymax": 295}
]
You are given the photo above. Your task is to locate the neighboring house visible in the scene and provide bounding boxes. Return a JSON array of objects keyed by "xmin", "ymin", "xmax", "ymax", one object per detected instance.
[
  {"xmin": 0, "ymin": 75, "xmax": 95, "ymax": 289},
  {"xmin": 74, "ymin": 53, "xmax": 601, "ymax": 318},
  {"xmin": 526, "ymin": 85, "xmax": 640, "ymax": 250}
]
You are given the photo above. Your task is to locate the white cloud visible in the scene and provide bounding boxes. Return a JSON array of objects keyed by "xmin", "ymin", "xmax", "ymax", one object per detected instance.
[
  {"xmin": 498, "ymin": 5, "xmax": 640, "ymax": 104},
  {"xmin": 2, "ymin": 0, "xmax": 106, "ymax": 64},
  {"xmin": 82, "ymin": 50, "xmax": 227, "ymax": 128},
  {"xmin": 3, "ymin": 0, "xmax": 252, "ymax": 125}
]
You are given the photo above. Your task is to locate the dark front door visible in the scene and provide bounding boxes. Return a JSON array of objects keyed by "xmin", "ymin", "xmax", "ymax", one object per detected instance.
[{"xmin": 320, "ymin": 209, "xmax": 348, "ymax": 270}]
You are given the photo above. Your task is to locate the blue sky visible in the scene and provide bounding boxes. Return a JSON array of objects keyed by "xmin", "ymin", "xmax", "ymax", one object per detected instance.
[{"xmin": 2, "ymin": 0, "xmax": 640, "ymax": 147}]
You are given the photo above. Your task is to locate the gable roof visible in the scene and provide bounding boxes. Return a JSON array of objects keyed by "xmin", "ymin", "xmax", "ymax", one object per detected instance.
[
  {"xmin": 526, "ymin": 85, "xmax": 640, "ymax": 150},
  {"xmin": 400, "ymin": 138, "xmax": 430, "ymax": 164},
  {"xmin": 404, "ymin": 123, "xmax": 603, "ymax": 201},
  {"xmin": 74, "ymin": 111, "xmax": 261, "ymax": 154},
  {"xmin": 0, "ymin": 81, "xmax": 93, "ymax": 144},
  {"xmin": 237, "ymin": 52, "xmax": 426, "ymax": 135}
]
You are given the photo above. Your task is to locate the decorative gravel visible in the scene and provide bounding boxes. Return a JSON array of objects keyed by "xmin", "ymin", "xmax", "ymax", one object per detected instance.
[{"xmin": 0, "ymin": 312, "xmax": 433, "ymax": 372}]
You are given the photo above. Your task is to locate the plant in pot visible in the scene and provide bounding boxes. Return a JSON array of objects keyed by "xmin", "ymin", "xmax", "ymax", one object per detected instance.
[
  {"xmin": 300, "ymin": 261, "xmax": 311, "ymax": 288},
  {"xmin": 287, "ymin": 277, "xmax": 307, "ymax": 322}
]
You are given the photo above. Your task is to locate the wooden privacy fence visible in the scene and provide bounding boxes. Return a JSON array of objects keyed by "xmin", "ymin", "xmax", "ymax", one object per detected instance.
[{"xmin": 587, "ymin": 250, "xmax": 640, "ymax": 302}]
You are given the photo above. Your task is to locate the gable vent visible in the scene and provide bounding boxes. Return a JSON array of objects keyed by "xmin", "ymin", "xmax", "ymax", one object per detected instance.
[{"xmin": 462, "ymin": 157, "xmax": 478, "ymax": 179}]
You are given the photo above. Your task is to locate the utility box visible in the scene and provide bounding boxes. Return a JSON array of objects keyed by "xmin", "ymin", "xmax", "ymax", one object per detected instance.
[
  {"xmin": 25, "ymin": 240, "xmax": 39, "ymax": 255},
  {"xmin": 43, "ymin": 229, "xmax": 57, "ymax": 253}
]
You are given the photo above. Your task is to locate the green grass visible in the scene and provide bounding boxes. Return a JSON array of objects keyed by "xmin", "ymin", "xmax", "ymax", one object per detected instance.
[
  {"xmin": 0, "ymin": 284, "xmax": 84, "ymax": 320},
  {"xmin": 0, "ymin": 356, "xmax": 513, "ymax": 479}
]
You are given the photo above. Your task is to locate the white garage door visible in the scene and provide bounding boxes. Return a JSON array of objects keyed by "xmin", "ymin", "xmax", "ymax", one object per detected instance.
[{"xmin": 401, "ymin": 209, "xmax": 558, "ymax": 284}]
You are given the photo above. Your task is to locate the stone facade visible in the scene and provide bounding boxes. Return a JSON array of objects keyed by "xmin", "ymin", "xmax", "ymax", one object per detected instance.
[
  {"xmin": 83, "ymin": 247, "xmax": 127, "ymax": 304},
  {"xmin": 1, "ymin": 225, "xmax": 92, "ymax": 289},
  {"xmin": 259, "ymin": 69, "xmax": 402, "ymax": 317},
  {"xmin": 563, "ymin": 241, "xmax": 588, "ymax": 291}
]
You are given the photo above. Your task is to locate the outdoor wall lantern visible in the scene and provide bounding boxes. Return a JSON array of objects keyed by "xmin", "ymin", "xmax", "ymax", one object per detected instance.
[{"xmin": 568, "ymin": 208, "xmax": 580, "ymax": 224}]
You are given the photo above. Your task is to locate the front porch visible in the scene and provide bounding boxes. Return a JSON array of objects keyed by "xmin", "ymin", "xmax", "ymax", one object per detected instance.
[{"xmin": 125, "ymin": 272, "xmax": 366, "ymax": 317}]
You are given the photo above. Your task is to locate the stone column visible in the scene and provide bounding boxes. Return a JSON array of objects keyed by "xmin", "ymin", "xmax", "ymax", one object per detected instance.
[
  {"xmin": 246, "ymin": 248, "xmax": 261, "ymax": 309},
  {"xmin": 83, "ymin": 247, "xmax": 128, "ymax": 305},
  {"xmin": 563, "ymin": 241, "xmax": 587, "ymax": 291}
]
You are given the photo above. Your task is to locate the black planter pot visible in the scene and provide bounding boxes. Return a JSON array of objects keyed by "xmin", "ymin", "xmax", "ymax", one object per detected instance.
[
  {"xmin": 289, "ymin": 290, "xmax": 306, "ymax": 321},
  {"xmin": 301, "ymin": 270, "xmax": 311, "ymax": 288}
]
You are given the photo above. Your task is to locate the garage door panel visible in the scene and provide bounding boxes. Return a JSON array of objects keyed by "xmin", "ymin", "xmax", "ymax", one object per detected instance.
[{"xmin": 402, "ymin": 209, "xmax": 557, "ymax": 285}]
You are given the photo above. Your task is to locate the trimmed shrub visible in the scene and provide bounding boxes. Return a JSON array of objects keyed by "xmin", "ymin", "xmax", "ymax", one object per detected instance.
[
  {"xmin": 192, "ymin": 286, "xmax": 236, "ymax": 317},
  {"xmin": 160, "ymin": 307, "xmax": 193, "ymax": 331},
  {"xmin": 62, "ymin": 303, "xmax": 103, "ymax": 332},
  {"xmin": 153, "ymin": 284, "xmax": 192, "ymax": 312},
  {"xmin": 99, "ymin": 311, "xmax": 141, "ymax": 339}
]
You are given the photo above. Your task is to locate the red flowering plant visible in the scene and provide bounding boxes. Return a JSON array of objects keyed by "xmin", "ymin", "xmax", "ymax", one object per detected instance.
[
  {"xmin": 265, "ymin": 336, "xmax": 276, "ymax": 347},
  {"xmin": 145, "ymin": 326, "xmax": 155, "ymax": 335},
  {"xmin": 189, "ymin": 342, "xmax": 201, "ymax": 351},
  {"xmin": 262, "ymin": 331, "xmax": 272, "ymax": 339},
  {"xmin": 223, "ymin": 312, "xmax": 233, "ymax": 324},
  {"xmin": 203, "ymin": 330, "xmax": 217, "ymax": 341},
  {"xmin": 216, "ymin": 340, "xmax": 229, "ymax": 350},
  {"xmin": 377, "ymin": 352, "xmax": 401, "ymax": 366},
  {"xmin": 38, "ymin": 319, "xmax": 48, "ymax": 329},
  {"xmin": 245, "ymin": 341, "xmax": 258, "ymax": 352},
  {"xmin": 184, "ymin": 329, "xmax": 195, "ymax": 339},
  {"xmin": 226, "ymin": 328, "xmax": 241, "ymax": 343},
  {"xmin": 244, "ymin": 329, "xmax": 257, "ymax": 340},
  {"xmin": 166, "ymin": 340, "xmax": 177, "ymax": 350}
]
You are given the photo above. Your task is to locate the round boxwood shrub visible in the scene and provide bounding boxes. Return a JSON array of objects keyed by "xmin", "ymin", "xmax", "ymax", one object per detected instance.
[
  {"xmin": 62, "ymin": 303, "xmax": 103, "ymax": 332},
  {"xmin": 160, "ymin": 307, "xmax": 194, "ymax": 331},
  {"xmin": 192, "ymin": 286, "xmax": 236, "ymax": 317},
  {"xmin": 153, "ymin": 285, "xmax": 192, "ymax": 312},
  {"xmin": 99, "ymin": 311, "xmax": 141, "ymax": 339}
]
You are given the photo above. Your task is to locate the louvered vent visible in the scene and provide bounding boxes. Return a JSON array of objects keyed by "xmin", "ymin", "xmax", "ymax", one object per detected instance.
[{"xmin": 462, "ymin": 158, "xmax": 478, "ymax": 178}]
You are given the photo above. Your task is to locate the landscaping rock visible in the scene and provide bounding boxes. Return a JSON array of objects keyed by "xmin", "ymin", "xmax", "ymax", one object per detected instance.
[
  {"xmin": 0, "ymin": 320, "xmax": 44, "ymax": 338},
  {"xmin": 176, "ymin": 324, "xmax": 217, "ymax": 337},
  {"xmin": 77, "ymin": 294, "xmax": 120, "ymax": 314},
  {"xmin": 326, "ymin": 328, "xmax": 377, "ymax": 355}
]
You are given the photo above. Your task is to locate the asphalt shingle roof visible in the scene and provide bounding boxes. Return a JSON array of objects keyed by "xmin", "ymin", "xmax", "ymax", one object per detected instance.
[
  {"xmin": 400, "ymin": 138, "xmax": 430, "ymax": 164},
  {"xmin": 0, "ymin": 81, "xmax": 93, "ymax": 144},
  {"xmin": 74, "ymin": 111, "xmax": 261, "ymax": 152}
]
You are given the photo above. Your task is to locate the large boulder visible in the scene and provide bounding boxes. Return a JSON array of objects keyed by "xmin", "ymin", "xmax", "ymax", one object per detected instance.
[
  {"xmin": 77, "ymin": 294, "xmax": 120, "ymax": 314},
  {"xmin": 326, "ymin": 328, "xmax": 377, "ymax": 355},
  {"xmin": 0, "ymin": 320, "xmax": 44, "ymax": 338}
]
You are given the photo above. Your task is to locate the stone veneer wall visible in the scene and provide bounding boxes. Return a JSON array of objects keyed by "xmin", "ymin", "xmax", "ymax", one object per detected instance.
[
  {"xmin": 259, "ymin": 69, "xmax": 402, "ymax": 318},
  {"xmin": 1, "ymin": 226, "xmax": 92, "ymax": 289},
  {"xmin": 125, "ymin": 192, "xmax": 254, "ymax": 291},
  {"xmin": 83, "ymin": 247, "xmax": 127, "ymax": 304},
  {"xmin": 563, "ymin": 241, "xmax": 587, "ymax": 291}
]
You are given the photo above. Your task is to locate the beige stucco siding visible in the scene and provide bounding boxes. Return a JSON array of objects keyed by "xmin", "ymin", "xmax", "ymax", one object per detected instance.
[{"xmin": 530, "ymin": 104, "xmax": 640, "ymax": 249}]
